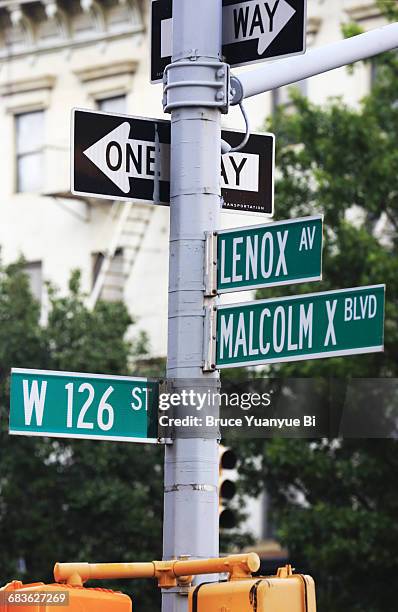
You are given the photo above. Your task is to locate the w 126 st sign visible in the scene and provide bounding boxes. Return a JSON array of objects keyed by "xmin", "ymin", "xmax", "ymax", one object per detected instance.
[
  {"xmin": 72, "ymin": 109, "xmax": 275, "ymax": 215},
  {"xmin": 151, "ymin": 0, "xmax": 307, "ymax": 82},
  {"xmin": 9, "ymin": 369, "xmax": 159, "ymax": 443},
  {"xmin": 216, "ymin": 285, "xmax": 385, "ymax": 369}
]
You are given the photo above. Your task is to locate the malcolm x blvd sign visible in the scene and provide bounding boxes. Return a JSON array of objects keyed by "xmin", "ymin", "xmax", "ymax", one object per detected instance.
[
  {"xmin": 216, "ymin": 285, "xmax": 385, "ymax": 368},
  {"xmin": 151, "ymin": 0, "xmax": 307, "ymax": 83},
  {"xmin": 9, "ymin": 369, "xmax": 159, "ymax": 443},
  {"xmin": 217, "ymin": 215, "xmax": 322, "ymax": 293},
  {"xmin": 72, "ymin": 109, "xmax": 275, "ymax": 215}
]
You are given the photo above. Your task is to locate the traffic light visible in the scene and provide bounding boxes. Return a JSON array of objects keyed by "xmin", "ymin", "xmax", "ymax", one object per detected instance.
[
  {"xmin": 188, "ymin": 565, "xmax": 316, "ymax": 612},
  {"xmin": 0, "ymin": 555, "xmax": 316, "ymax": 612},
  {"xmin": 219, "ymin": 445, "xmax": 238, "ymax": 529},
  {"xmin": 0, "ymin": 581, "xmax": 131, "ymax": 612}
]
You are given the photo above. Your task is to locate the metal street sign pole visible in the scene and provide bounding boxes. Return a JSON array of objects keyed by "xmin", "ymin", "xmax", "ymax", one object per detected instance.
[
  {"xmin": 231, "ymin": 22, "xmax": 398, "ymax": 103},
  {"xmin": 162, "ymin": 2, "xmax": 223, "ymax": 612}
]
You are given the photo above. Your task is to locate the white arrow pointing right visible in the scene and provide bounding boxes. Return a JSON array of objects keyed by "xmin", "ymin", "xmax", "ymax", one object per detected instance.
[
  {"xmin": 223, "ymin": 0, "xmax": 296, "ymax": 56},
  {"xmin": 161, "ymin": 1, "xmax": 296, "ymax": 60}
]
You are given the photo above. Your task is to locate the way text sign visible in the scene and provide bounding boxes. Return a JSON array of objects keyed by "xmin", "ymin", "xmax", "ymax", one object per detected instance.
[
  {"xmin": 10, "ymin": 369, "xmax": 159, "ymax": 443},
  {"xmin": 72, "ymin": 109, "xmax": 275, "ymax": 215},
  {"xmin": 216, "ymin": 285, "xmax": 385, "ymax": 368},
  {"xmin": 221, "ymin": 130, "xmax": 274, "ymax": 215},
  {"xmin": 151, "ymin": 0, "xmax": 307, "ymax": 83},
  {"xmin": 217, "ymin": 215, "xmax": 322, "ymax": 293}
]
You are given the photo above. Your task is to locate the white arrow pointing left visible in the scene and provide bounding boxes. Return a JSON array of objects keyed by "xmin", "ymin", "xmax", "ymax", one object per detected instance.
[{"xmin": 83, "ymin": 122, "xmax": 170, "ymax": 194}]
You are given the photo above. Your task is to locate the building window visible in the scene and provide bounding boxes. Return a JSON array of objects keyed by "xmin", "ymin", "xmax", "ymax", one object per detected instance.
[
  {"xmin": 24, "ymin": 261, "xmax": 42, "ymax": 303},
  {"xmin": 15, "ymin": 110, "xmax": 45, "ymax": 193},
  {"xmin": 97, "ymin": 95, "xmax": 126, "ymax": 114},
  {"xmin": 271, "ymin": 80, "xmax": 308, "ymax": 114}
]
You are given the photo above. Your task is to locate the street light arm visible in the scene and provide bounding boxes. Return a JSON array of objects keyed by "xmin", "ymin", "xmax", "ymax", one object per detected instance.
[{"xmin": 231, "ymin": 22, "xmax": 398, "ymax": 104}]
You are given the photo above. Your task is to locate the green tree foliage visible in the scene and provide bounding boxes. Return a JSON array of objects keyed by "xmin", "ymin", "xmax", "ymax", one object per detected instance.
[
  {"xmin": 233, "ymin": 48, "xmax": 398, "ymax": 611},
  {"xmin": 377, "ymin": 0, "xmax": 398, "ymax": 22},
  {"xmin": 0, "ymin": 264, "xmax": 163, "ymax": 611}
]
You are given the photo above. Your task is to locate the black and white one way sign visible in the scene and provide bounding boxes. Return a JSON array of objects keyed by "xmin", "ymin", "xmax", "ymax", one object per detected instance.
[
  {"xmin": 72, "ymin": 109, "xmax": 274, "ymax": 215},
  {"xmin": 72, "ymin": 109, "xmax": 171, "ymax": 205},
  {"xmin": 151, "ymin": 0, "xmax": 307, "ymax": 83}
]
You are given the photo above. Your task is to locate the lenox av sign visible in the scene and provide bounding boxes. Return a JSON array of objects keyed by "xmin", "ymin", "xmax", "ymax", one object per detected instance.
[
  {"xmin": 217, "ymin": 215, "xmax": 323, "ymax": 293},
  {"xmin": 72, "ymin": 109, "xmax": 274, "ymax": 215}
]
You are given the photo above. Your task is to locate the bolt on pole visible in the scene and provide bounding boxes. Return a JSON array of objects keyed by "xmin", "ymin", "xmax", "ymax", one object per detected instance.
[{"xmin": 162, "ymin": 2, "xmax": 224, "ymax": 612}]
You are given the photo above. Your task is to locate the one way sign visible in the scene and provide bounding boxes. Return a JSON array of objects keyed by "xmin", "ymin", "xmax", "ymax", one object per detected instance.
[
  {"xmin": 72, "ymin": 109, "xmax": 275, "ymax": 215},
  {"xmin": 151, "ymin": 0, "xmax": 307, "ymax": 83},
  {"xmin": 72, "ymin": 109, "xmax": 171, "ymax": 205}
]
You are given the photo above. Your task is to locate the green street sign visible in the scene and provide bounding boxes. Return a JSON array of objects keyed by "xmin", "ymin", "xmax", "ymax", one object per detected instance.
[
  {"xmin": 9, "ymin": 369, "xmax": 159, "ymax": 443},
  {"xmin": 216, "ymin": 285, "xmax": 385, "ymax": 369},
  {"xmin": 217, "ymin": 215, "xmax": 323, "ymax": 293}
]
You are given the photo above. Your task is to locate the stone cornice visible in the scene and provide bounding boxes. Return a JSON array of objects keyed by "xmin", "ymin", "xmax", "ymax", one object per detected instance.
[
  {"xmin": 0, "ymin": 74, "xmax": 56, "ymax": 96},
  {"xmin": 0, "ymin": 0, "xmax": 144, "ymax": 59},
  {"xmin": 344, "ymin": 1, "xmax": 382, "ymax": 22},
  {"xmin": 74, "ymin": 59, "xmax": 138, "ymax": 82}
]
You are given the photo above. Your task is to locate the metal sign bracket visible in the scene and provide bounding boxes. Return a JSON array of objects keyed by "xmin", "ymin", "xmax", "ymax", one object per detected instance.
[
  {"xmin": 204, "ymin": 231, "xmax": 218, "ymax": 297},
  {"xmin": 203, "ymin": 304, "xmax": 217, "ymax": 372}
]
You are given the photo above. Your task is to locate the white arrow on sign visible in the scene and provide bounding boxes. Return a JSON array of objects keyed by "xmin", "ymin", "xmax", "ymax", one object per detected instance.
[
  {"xmin": 83, "ymin": 122, "xmax": 170, "ymax": 193},
  {"xmin": 223, "ymin": 0, "xmax": 296, "ymax": 55},
  {"xmin": 160, "ymin": 0, "xmax": 296, "ymax": 59},
  {"xmin": 83, "ymin": 122, "xmax": 261, "ymax": 194}
]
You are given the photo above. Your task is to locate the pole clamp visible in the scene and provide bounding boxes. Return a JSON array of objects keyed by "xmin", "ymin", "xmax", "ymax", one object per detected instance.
[{"xmin": 162, "ymin": 60, "xmax": 230, "ymax": 114}]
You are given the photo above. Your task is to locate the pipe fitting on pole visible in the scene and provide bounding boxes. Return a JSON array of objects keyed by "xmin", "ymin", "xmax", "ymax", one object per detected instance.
[{"xmin": 53, "ymin": 554, "xmax": 261, "ymax": 589}]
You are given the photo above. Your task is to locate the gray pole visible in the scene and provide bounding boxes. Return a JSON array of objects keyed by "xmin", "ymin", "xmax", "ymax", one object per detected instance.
[{"xmin": 162, "ymin": 2, "xmax": 223, "ymax": 612}]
